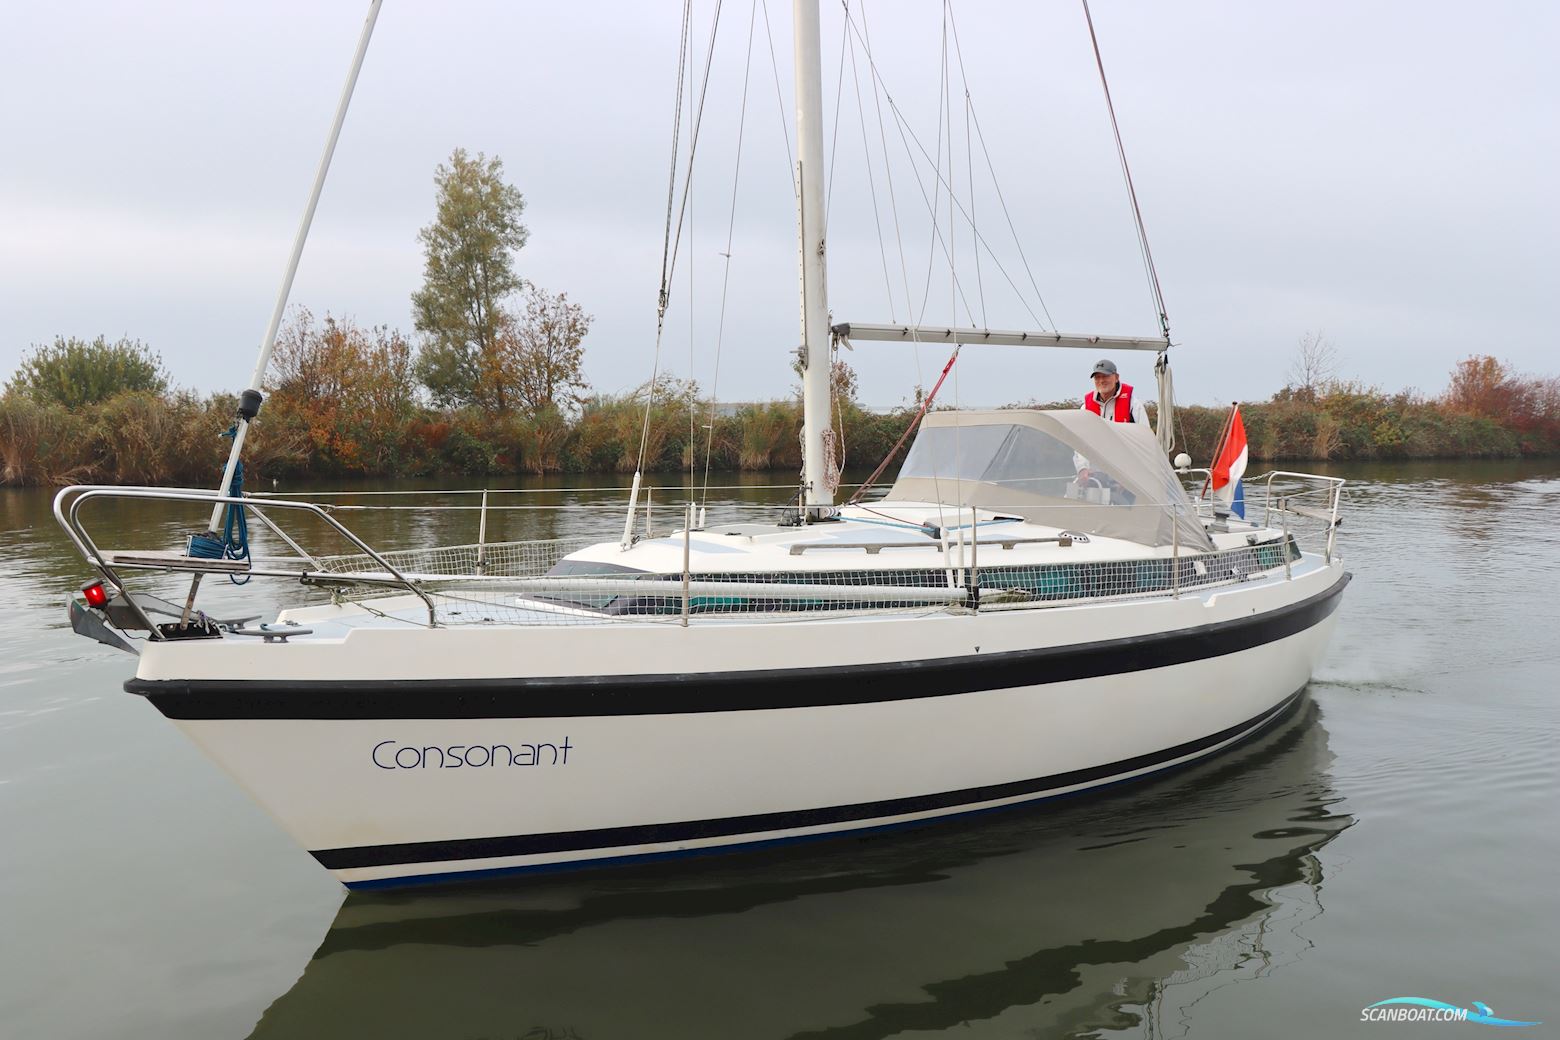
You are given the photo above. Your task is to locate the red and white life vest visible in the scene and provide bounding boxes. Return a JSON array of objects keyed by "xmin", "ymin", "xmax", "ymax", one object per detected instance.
[{"xmin": 1084, "ymin": 382, "xmax": 1135, "ymax": 422}]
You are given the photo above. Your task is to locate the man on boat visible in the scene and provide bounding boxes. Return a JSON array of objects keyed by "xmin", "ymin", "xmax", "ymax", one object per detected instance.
[
  {"xmin": 1080, "ymin": 359, "xmax": 1150, "ymax": 427},
  {"xmin": 1074, "ymin": 359, "xmax": 1150, "ymax": 499}
]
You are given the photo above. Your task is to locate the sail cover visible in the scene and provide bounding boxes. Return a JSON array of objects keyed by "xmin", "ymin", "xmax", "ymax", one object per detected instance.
[{"xmin": 884, "ymin": 410, "xmax": 1213, "ymax": 550}]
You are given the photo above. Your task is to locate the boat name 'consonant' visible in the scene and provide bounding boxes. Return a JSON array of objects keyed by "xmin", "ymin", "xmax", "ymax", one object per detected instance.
[{"xmin": 372, "ymin": 739, "xmax": 572, "ymax": 770}]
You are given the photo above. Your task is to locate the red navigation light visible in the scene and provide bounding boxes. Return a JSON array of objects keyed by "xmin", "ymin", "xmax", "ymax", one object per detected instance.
[{"xmin": 82, "ymin": 581, "xmax": 110, "ymax": 609}]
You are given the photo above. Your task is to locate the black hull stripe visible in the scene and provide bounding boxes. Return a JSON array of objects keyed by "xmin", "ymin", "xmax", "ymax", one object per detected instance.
[
  {"xmin": 313, "ymin": 689, "xmax": 1306, "ymax": 871},
  {"xmin": 129, "ymin": 572, "xmax": 1348, "ymax": 721}
]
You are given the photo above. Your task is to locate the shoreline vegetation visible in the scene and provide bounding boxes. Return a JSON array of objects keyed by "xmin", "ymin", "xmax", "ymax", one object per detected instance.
[
  {"xmin": 7, "ymin": 152, "xmax": 1557, "ymax": 489},
  {"xmin": 2, "ymin": 328, "xmax": 1557, "ymax": 489}
]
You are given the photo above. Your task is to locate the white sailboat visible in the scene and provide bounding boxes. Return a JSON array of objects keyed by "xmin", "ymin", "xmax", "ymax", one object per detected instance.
[
  {"xmin": 56, "ymin": 0, "xmax": 1349, "ymax": 889},
  {"xmin": 246, "ymin": 705, "xmax": 1345, "ymax": 1037}
]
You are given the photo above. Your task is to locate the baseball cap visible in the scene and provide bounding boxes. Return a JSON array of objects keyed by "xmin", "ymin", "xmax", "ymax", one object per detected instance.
[{"xmin": 1090, "ymin": 359, "xmax": 1118, "ymax": 376}]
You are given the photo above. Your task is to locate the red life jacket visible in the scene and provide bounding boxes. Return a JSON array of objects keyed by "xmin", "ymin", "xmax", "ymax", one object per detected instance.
[{"xmin": 1084, "ymin": 382, "xmax": 1135, "ymax": 422}]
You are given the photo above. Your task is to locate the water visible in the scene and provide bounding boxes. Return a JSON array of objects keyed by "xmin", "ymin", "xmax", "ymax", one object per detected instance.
[{"xmin": 1, "ymin": 462, "xmax": 1556, "ymax": 1038}]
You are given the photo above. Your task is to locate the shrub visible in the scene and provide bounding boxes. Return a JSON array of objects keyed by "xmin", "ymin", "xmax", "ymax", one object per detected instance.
[
  {"xmin": 442, "ymin": 426, "xmax": 499, "ymax": 475},
  {"xmin": 7, "ymin": 336, "xmax": 168, "ymax": 409}
]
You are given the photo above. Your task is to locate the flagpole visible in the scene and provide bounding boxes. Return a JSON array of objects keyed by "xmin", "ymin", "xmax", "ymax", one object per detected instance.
[{"xmin": 1200, "ymin": 401, "xmax": 1237, "ymax": 500}]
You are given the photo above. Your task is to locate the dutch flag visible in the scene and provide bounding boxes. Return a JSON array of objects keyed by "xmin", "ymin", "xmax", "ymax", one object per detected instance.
[{"xmin": 1211, "ymin": 404, "xmax": 1248, "ymax": 519}]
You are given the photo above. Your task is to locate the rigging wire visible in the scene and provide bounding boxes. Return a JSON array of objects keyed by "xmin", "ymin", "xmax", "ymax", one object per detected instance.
[
  {"xmin": 847, "ymin": 346, "xmax": 962, "ymax": 504},
  {"xmin": 663, "ymin": 1, "xmax": 726, "ymax": 299},
  {"xmin": 919, "ymin": 2, "xmax": 950, "ymax": 329},
  {"xmin": 850, "ymin": 0, "xmax": 939, "ymax": 503},
  {"xmin": 820, "ymin": 7, "xmax": 852, "ymax": 490},
  {"xmin": 857, "ymin": 0, "xmax": 921, "ymax": 365},
  {"xmin": 946, "ymin": 6, "xmax": 1055, "ymax": 330},
  {"xmin": 842, "ymin": 9, "xmax": 1037, "ymax": 330},
  {"xmin": 943, "ymin": 2, "xmax": 960, "ymax": 554},
  {"xmin": 634, "ymin": 0, "xmax": 695, "ymax": 506},
  {"xmin": 945, "ymin": 8, "xmax": 985, "ymax": 328},
  {"xmin": 759, "ymin": 0, "xmax": 796, "ymax": 194},
  {"xmin": 1082, "ymin": 0, "xmax": 1176, "ymax": 452},
  {"xmin": 843, "ymin": 0, "xmax": 1078, "ymax": 502},
  {"xmin": 913, "ymin": 0, "xmax": 956, "ymax": 544},
  {"xmin": 633, "ymin": 2, "xmax": 1169, "ymax": 514},
  {"xmin": 700, "ymin": 0, "xmax": 761, "ymax": 513},
  {"xmin": 844, "ymin": 1, "xmax": 1174, "ymax": 502},
  {"xmin": 845, "ymin": 21, "xmax": 896, "ymax": 321},
  {"xmin": 942, "ymin": 4, "xmax": 955, "ymax": 334},
  {"xmin": 624, "ymin": 0, "xmax": 697, "ymax": 546},
  {"xmin": 823, "ymin": 9, "xmax": 850, "ymax": 232},
  {"xmin": 656, "ymin": 0, "xmax": 694, "ymax": 317},
  {"xmin": 634, "ymin": 0, "xmax": 724, "ymax": 489},
  {"xmin": 687, "ymin": 71, "xmax": 696, "ymax": 508},
  {"xmin": 1082, "ymin": 0, "xmax": 1169, "ymax": 339},
  {"xmin": 962, "ymin": 103, "xmax": 1057, "ymax": 332},
  {"xmin": 901, "ymin": 7, "xmax": 974, "ymax": 338}
]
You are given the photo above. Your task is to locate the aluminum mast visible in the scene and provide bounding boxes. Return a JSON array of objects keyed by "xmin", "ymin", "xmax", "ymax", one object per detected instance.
[{"xmin": 793, "ymin": 0, "xmax": 832, "ymax": 514}]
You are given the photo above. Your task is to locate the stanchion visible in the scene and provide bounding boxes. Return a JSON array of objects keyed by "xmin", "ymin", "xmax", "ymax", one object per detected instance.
[{"xmin": 681, "ymin": 503, "xmax": 692, "ymax": 627}]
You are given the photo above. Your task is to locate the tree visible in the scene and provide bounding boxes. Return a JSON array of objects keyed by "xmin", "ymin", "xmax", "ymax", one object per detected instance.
[
  {"xmin": 268, "ymin": 308, "xmax": 416, "ymax": 470},
  {"xmin": 1286, "ymin": 330, "xmax": 1339, "ymax": 401},
  {"xmin": 7, "ymin": 335, "xmax": 168, "ymax": 407},
  {"xmin": 634, "ymin": 372, "xmax": 702, "ymax": 407},
  {"xmin": 1442, "ymin": 355, "xmax": 1508, "ymax": 418},
  {"xmin": 830, "ymin": 358, "xmax": 859, "ymax": 404},
  {"xmin": 411, "ymin": 148, "xmax": 529, "ymax": 407},
  {"xmin": 790, "ymin": 353, "xmax": 859, "ymax": 404},
  {"xmin": 481, "ymin": 286, "xmax": 592, "ymax": 414},
  {"xmin": 270, "ymin": 308, "xmax": 415, "ymax": 417}
]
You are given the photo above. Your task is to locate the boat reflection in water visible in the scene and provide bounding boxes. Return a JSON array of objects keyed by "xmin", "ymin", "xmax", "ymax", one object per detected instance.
[{"xmin": 249, "ymin": 699, "xmax": 1348, "ymax": 1040}]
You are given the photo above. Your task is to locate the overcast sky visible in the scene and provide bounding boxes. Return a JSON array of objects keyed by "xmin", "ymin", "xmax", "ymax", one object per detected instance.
[{"xmin": 2, "ymin": 1, "xmax": 1555, "ymax": 412}]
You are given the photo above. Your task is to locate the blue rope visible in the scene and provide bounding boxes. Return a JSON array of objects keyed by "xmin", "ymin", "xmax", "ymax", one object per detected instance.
[
  {"xmin": 186, "ymin": 426, "xmax": 253, "ymax": 583},
  {"xmin": 219, "ymin": 425, "xmax": 251, "ymax": 584}
]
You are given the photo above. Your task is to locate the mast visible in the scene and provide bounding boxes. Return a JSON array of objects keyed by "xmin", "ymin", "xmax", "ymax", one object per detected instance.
[{"xmin": 792, "ymin": 0, "xmax": 832, "ymax": 513}]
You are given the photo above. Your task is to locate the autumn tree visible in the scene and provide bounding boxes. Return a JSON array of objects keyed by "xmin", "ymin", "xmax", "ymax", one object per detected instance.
[
  {"xmin": 1442, "ymin": 355, "xmax": 1510, "ymax": 418},
  {"xmin": 7, "ymin": 335, "xmax": 168, "ymax": 407},
  {"xmin": 480, "ymin": 286, "xmax": 592, "ymax": 414},
  {"xmin": 268, "ymin": 308, "xmax": 416, "ymax": 470},
  {"xmin": 412, "ymin": 148, "xmax": 529, "ymax": 407}
]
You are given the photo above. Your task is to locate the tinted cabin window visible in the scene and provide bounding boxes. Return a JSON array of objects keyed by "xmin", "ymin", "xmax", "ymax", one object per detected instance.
[
  {"xmin": 541, "ymin": 559, "xmax": 650, "ymax": 612},
  {"xmin": 901, "ymin": 424, "xmax": 1085, "ymax": 497}
]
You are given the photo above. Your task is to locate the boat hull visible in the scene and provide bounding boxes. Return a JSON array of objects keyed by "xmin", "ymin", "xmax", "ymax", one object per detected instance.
[{"xmin": 129, "ymin": 566, "xmax": 1348, "ymax": 888}]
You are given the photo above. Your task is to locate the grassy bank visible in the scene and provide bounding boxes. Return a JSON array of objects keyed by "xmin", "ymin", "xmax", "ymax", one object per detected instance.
[
  {"xmin": 1174, "ymin": 384, "xmax": 1558, "ymax": 465},
  {"xmin": 4, "ymin": 374, "xmax": 1558, "ymax": 488}
]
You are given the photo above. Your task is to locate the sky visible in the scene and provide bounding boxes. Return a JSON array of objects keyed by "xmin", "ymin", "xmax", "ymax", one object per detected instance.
[{"xmin": 2, "ymin": 1, "xmax": 1556, "ymax": 412}]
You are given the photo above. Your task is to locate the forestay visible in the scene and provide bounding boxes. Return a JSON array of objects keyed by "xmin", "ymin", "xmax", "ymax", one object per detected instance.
[{"xmin": 885, "ymin": 410, "xmax": 1212, "ymax": 550}]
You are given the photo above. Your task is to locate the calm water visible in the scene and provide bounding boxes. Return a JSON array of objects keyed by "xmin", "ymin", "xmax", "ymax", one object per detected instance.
[{"xmin": 1, "ymin": 463, "xmax": 1556, "ymax": 1039}]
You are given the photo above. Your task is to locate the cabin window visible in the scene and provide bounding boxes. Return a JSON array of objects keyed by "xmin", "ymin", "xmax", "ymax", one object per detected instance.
[{"xmin": 900, "ymin": 423, "xmax": 1095, "ymax": 497}]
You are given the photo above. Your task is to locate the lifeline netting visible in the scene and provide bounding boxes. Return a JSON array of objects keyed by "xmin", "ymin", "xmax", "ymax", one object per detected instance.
[{"xmin": 307, "ymin": 535, "xmax": 1303, "ymax": 628}]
